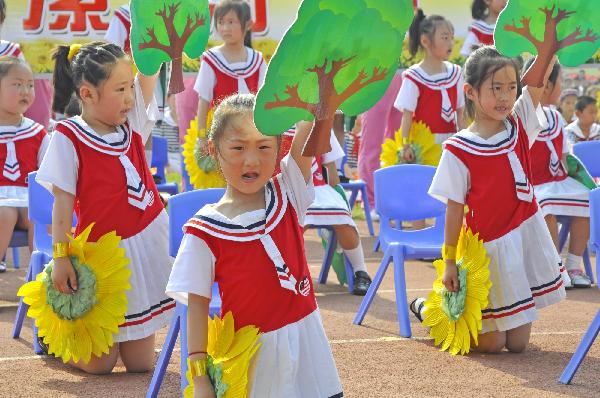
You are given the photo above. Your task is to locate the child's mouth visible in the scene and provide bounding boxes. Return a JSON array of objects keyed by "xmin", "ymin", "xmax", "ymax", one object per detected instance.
[
  {"xmin": 495, "ymin": 106, "xmax": 509, "ymax": 113},
  {"xmin": 242, "ymin": 172, "xmax": 259, "ymax": 182}
]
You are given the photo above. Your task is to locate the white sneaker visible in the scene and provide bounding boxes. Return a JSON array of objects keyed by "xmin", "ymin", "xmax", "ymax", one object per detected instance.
[
  {"xmin": 369, "ymin": 209, "xmax": 379, "ymax": 222},
  {"xmin": 568, "ymin": 269, "xmax": 592, "ymax": 288},
  {"xmin": 0, "ymin": 261, "xmax": 6, "ymax": 273}
]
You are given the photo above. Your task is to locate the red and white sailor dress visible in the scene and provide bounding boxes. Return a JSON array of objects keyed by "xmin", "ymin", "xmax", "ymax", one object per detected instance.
[
  {"xmin": 166, "ymin": 155, "xmax": 343, "ymax": 398},
  {"xmin": 429, "ymin": 89, "xmax": 566, "ymax": 333},
  {"xmin": 0, "ymin": 118, "xmax": 48, "ymax": 207},
  {"xmin": 460, "ymin": 20, "xmax": 495, "ymax": 56},
  {"xmin": 531, "ymin": 107, "xmax": 590, "ymax": 218},
  {"xmin": 37, "ymin": 79, "xmax": 174, "ymax": 342},
  {"xmin": 104, "ymin": 5, "xmax": 132, "ymax": 55},
  {"xmin": 565, "ymin": 120, "xmax": 600, "ymax": 148}
]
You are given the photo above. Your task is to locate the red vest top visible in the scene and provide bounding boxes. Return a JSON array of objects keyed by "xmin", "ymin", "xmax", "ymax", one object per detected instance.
[
  {"xmin": 114, "ymin": 6, "xmax": 131, "ymax": 55},
  {"xmin": 55, "ymin": 119, "xmax": 163, "ymax": 242},
  {"xmin": 0, "ymin": 40, "xmax": 23, "ymax": 59},
  {"xmin": 402, "ymin": 64, "xmax": 461, "ymax": 134},
  {"xmin": 530, "ymin": 107, "xmax": 568, "ymax": 186},
  {"xmin": 469, "ymin": 21, "xmax": 495, "ymax": 46},
  {"xmin": 445, "ymin": 115, "xmax": 538, "ymax": 242},
  {"xmin": 202, "ymin": 48, "xmax": 264, "ymax": 108},
  {"xmin": 184, "ymin": 176, "xmax": 317, "ymax": 333},
  {"xmin": 0, "ymin": 119, "xmax": 46, "ymax": 187},
  {"xmin": 276, "ymin": 128, "xmax": 327, "ymax": 186}
]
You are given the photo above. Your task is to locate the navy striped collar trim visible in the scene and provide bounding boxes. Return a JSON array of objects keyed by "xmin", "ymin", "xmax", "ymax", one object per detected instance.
[
  {"xmin": 404, "ymin": 62, "xmax": 460, "ymax": 88},
  {"xmin": 203, "ymin": 48, "xmax": 263, "ymax": 78},
  {"xmin": 58, "ymin": 117, "xmax": 132, "ymax": 155},
  {"xmin": 471, "ymin": 20, "xmax": 495, "ymax": 34},
  {"xmin": 537, "ymin": 108, "xmax": 562, "ymax": 141},
  {"xmin": 0, "ymin": 118, "xmax": 43, "ymax": 142},
  {"xmin": 446, "ymin": 116, "xmax": 518, "ymax": 155}
]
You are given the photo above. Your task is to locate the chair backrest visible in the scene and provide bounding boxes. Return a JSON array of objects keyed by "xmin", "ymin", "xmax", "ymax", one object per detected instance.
[
  {"xmin": 374, "ymin": 165, "xmax": 446, "ymax": 222},
  {"xmin": 151, "ymin": 135, "xmax": 169, "ymax": 182},
  {"xmin": 168, "ymin": 188, "xmax": 225, "ymax": 257},
  {"xmin": 573, "ymin": 142, "xmax": 600, "ymax": 178},
  {"xmin": 589, "ymin": 187, "xmax": 600, "ymax": 251}
]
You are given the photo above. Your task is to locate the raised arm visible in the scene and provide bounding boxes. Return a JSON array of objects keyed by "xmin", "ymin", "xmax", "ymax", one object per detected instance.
[
  {"xmin": 137, "ymin": 71, "xmax": 160, "ymax": 108},
  {"xmin": 291, "ymin": 121, "xmax": 314, "ymax": 183},
  {"xmin": 522, "ymin": 55, "xmax": 558, "ymax": 108}
]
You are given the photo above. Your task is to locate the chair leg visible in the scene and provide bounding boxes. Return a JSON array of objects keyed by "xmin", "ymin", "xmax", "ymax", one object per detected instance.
[
  {"xmin": 558, "ymin": 218, "xmax": 571, "ymax": 253},
  {"xmin": 360, "ymin": 185, "xmax": 375, "ymax": 236},
  {"xmin": 347, "ymin": 188, "xmax": 359, "ymax": 210},
  {"xmin": 318, "ymin": 229, "xmax": 337, "ymax": 285},
  {"xmin": 353, "ymin": 248, "xmax": 393, "ymax": 325},
  {"xmin": 391, "ymin": 245, "xmax": 411, "ymax": 338},
  {"xmin": 146, "ymin": 309, "xmax": 181, "ymax": 398},
  {"xmin": 179, "ymin": 304, "xmax": 189, "ymax": 394},
  {"xmin": 373, "ymin": 237, "xmax": 380, "ymax": 253},
  {"xmin": 12, "ymin": 256, "xmax": 34, "ymax": 339},
  {"xmin": 343, "ymin": 255, "xmax": 354, "ymax": 293},
  {"xmin": 32, "ymin": 253, "xmax": 47, "ymax": 355},
  {"xmin": 559, "ymin": 308, "xmax": 600, "ymax": 384},
  {"xmin": 582, "ymin": 247, "xmax": 595, "ymax": 284},
  {"xmin": 12, "ymin": 246, "xmax": 20, "ymax": 268}
]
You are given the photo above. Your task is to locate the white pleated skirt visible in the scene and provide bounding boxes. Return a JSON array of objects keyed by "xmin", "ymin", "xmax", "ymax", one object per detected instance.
[
  {"xmin": 304, "ymin": 185, "xmax": 355, "ymax": 228},
  {"xmin": 248, "ymin": 309, "xmax": 343, "ymax": 398},
  {"xmin": 115, "ymin": 210, "xmax": 175, "ymax": 342},
  {"xmin": 534, "ymin": 177, "xmax": 590, "ymax": 218},
  {"xmin": 481, "ymin": 210, "xmax": 567, "ymax": 333},
  {"xmin": 0, "ymin": 185, "xmax": 28, "ymax": 207}
]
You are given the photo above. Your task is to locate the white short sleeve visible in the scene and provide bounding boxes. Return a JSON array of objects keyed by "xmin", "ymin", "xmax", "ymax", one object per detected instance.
[
  {"xmin": 460, "ymin": 31, "xmax": 480, "ymax": 57},
  {"xmin": 512, "ymin": 87, "xmax": 546, "ymax": 145},
  {"xmin": 428, "ymin": 150, "xmax": 469, "ymax": 204},
  {"xmin": 37, "ymin": 134, "xmax": 50, "ymax": 166},
  {"xmin": 562, "ymin": 131, "xmax": 569, "ymax": 155},
  {"xmin": 258, "ymin": 60, "xmax": 267, "ymax": 89},
  {"xmin": 104, "ymin": 14, "xmax": 128, "ymax": 49},
  {"xmin": 394, "ymin": 78, "xmax": 419, "ymax": 112},
  {"xmin": 193, "ymin": 59, "xmax": 216, "ymax": 103},
  {"xmin": 128, "ymin": 76, "xmax": 159, "ymax": 144},
  {"xmin": 166, "ymin": 234, "xmax": 216, "ymax": 304},
  {"xmin": 36, "ymin": 132, "xmax": 79, "ymax": 195},
  {"xmin": 321, "ymin": 132, "xmax": 345, "ymax": 165},
  {"xmin": 280, "ymin": 154, "xmax": 315, "ymax": 224}
]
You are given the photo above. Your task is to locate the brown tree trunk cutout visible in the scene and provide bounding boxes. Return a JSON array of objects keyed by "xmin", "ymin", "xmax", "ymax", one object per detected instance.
[
  {"xmin": 504, "ymin": 5, "xmax": 598, "ymax": 87},
  {"xmin": 138, "ymin": 2, "xmax": 205, "ymax": 94},
  {"xmin": 265, "ymin": 56, "xmax": 388, "ymax": 156}
]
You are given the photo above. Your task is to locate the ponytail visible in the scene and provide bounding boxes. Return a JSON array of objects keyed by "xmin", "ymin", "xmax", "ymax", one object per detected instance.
[
  {"xmin": 52, "ymin": 45, "xmax": 76, "ymax": 114},
  {"xmin": 471, "ymin": 0, "xmax": 488, "ymax": 20},
  {"xmin": 408, "ymin": 9, "xmax": 426, "ymax": 57}
]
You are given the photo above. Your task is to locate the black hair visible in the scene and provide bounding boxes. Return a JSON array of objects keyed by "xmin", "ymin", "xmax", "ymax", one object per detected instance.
[
  {"xmin": 52, "ymin": 41, "xmax": 126, "ymax": 114},
  {"xmin": 575, "ymin": 95, "xmax": 596, "ymax": 112},
  {"xmin": 209, "ymin": 93, "xmax": 256, "ymax": 148},
  {"xmin": 0, "ymin": 1, "xmax": 5, "ymax": 25},
  {"xmin": 214, "ymin": 0, "xmax": 253, "ymax": 48},
  {"xmin": 0, "ymin": 56, "xmax": 31, "ymax": 82},
  {"xmin": 523, "ymin": 56, "xmax": 561, "ymax": 85},
  {"xmin": 407, "ymin": 9, "xmax": 451, "ymax": 57},
  {"xmin": 64, "ymin": 95, "xmax": 82, "ymax": 117},
  {"xmin": 471, "ymin": 0, "xmax": 489, "ymax": 20},
  {"xmin": 463, "ymin": 45, "xmax": 522, "ymax": 120}
]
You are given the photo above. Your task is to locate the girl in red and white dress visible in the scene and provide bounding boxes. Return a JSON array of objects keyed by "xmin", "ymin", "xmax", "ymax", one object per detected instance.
[
  {"xmin": 414, "ymin": 47, "xmax": 566, "ymax": 353},
  {"xmin": 104, "ymin": 5, "xmax": 132, "ymax": 55},
  {"xmin": 565, "ymin": 96, "xmax": 600, "ymax": 147},
  {"xmin": 460, "ymin": 0, "xmax": 507, "ymax": 57},
  {"xmin": 0, "ymin": 57, "xmax": 48, "ymax": 273},
  {"xmin": 527, "ymin": 59, "xmax": 591, "ymax": 289},
  {"xmin": 36, "ymin": 42, "xmax": 173, "ymax": 374},
  {"xmin": 166, "ymin": 96, "xmax": 343, "ymax": 397},
  {"xmin": 394, "ymin": 10, "xmax": 465, "ymax": 166},
  {"xmin": 194, "ymin": 0, "xmax": 266, "ymax": 130}
]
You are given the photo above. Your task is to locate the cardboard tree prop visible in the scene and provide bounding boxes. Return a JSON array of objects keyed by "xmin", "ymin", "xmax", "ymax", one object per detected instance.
[
  {"xmin": 495, "ymin": 1, "xmax": 600, "ymax": 86},
  {"xmin": 130, "ymin": 0, "xmax": 210, "ymax": 94},
  {"xmin": 254, "ymin": 0, "xmax": 414, "ymax": 156}
]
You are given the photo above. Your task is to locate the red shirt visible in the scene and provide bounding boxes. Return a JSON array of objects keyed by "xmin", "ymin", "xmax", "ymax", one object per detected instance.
[
  {"xmin": 0, "ymin": 119, "xmax": 46, "ymax": 187},
  {"xmin": 469, "ymin": 20, "xmax": 495, "ymax": 46},
  {"xmin": 530, "ymin": 108, "xmax": 568, "ymax": 186}
]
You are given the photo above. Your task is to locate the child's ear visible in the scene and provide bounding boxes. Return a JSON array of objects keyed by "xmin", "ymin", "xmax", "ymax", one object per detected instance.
[
  {"xmin": 464, "ymin": 83, "xmax": 476, "ymax": 102},
  {"xmin": 245, "ymin": 19, "xmax": 254, "ymax": 33},
  {"xmin": 78, "ymin": 83, "xmax": 96, "ymax": 104}
]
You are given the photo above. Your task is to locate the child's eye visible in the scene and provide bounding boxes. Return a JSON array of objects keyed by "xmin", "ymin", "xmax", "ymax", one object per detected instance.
[
  {"xmin": 259, "ymin": 145, "xmax": 271, "ymax": 150},
  {"xmin": 232, "ymin": 146, "xmax": 243, "ymax": 151}
]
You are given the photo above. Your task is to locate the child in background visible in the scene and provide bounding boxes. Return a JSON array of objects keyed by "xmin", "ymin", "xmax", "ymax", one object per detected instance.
[
  {"xmin": 37, "ymin": 41, "xmax": 173, "ymax": 374},
  {"xmin": 395, "ymin": 10, "xmax": 465, "ymax": 166},
  {"xmin": 526, "ymin": 58, "xmax": 591, "ymax": 288},
  {"xmin": 460, "ymin": 0, "xmax": 507, "ymax": 57},
  {"xmin": 558, "ymin": 88, "xmax": 578, "ymax": 124},
  {"xmin": 166, "ymin": 95, "xmax": 343, "ymax": 397},
  {"xmin": 0, "ymin": 57, "xmax": 48, "ymax": 273},
  {"xmin": 565, "ymin": 96, "xmax": 600, "ymax": 145}
]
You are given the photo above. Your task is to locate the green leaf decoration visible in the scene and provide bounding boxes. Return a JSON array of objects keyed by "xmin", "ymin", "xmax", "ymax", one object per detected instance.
[
  {"xmin": 254, "ymin": 0, "xmax": 414, "ymax": 156},
  {"xmin": 130, "ymin": 0, "xmax": 210, "ymax": 93}
]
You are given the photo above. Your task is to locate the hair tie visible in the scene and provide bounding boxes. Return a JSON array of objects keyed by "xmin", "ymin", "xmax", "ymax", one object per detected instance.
[{"xmin": 67, "ymin": 44, "xmax": 82, "ymax": 62}]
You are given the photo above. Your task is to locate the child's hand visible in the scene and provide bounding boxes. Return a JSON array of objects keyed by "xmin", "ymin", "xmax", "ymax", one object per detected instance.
[
  {"xmin": 194, "ymin": 375, "xmax": 216, "ymax": 398},
  {"xmin": 442, "ymin": 260, "xmax": 459, "ymax": 292},
  {"xmin": 52, "ymin": 256, "xmax": 78, "ymax": 294},
  {"xmin": 403, "ymin": 144, "xmax": 415, "ymax": 163}
]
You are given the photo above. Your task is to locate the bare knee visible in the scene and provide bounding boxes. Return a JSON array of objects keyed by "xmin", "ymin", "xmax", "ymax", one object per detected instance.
[
  {"xmin": 333, "ymin": 225, "xmax": 359, "ymax": 249},
  {"xmin": 506, "ymin": 341, "xmax": 528, "ymax": 353},
  {"xmin": 71, "ymin": 351, "xmax": 118, "ymax": 375},
  {"xmin": 475, "ymin": 332, "xmax": 506, "ymax": 354},
  {"xmin": 120, "ymin": 335, "xmax": 155, "ymax": 373}
]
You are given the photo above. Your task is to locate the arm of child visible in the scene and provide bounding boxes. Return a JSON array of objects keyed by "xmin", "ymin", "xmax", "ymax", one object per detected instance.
[
  {"xmin": 290, "ymin": 121, "xmax": 314, "ymax": 183},
  {"xmin": 51, "ymin": 186, "xmax": 77, "ymax": 294},
  {"xmin": 324, "ymin": 162, "xmax": 340, "ymax": 186},
  {"xmin": 400, "ymin": 110, "xmax": 416, "ymax": 162},
  {"xmin": 188, "ymin": 293, "xmax": 215, "ymax": 398},
  {"xmin": 137, "ymin": 72, "xmax": 160, "ymax": 109},
  {"xmin": 197, "ymin": 99, "xmax": 210, "ymax": 132},
  {"xmin": 442, "ymin": 199, "xmax": 464, "ymax": 293}
]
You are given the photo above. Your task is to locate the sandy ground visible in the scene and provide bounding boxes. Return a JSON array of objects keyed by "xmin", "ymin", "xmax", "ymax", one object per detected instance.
[{"xmin": 1, "ymin": 219, "xmax": 600, "ymax": 398}]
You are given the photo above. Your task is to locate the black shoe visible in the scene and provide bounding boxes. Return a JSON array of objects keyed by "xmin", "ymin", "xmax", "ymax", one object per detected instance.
[
  {"xmin": 352, "ymin": 271, "xmax": 372, "ymax": 296},
  {"xmin": 409, "ymin": 297, "xmax": 425, "ymax": 323},
  {"xmin": 36, "ymin": 334, "xmax": 49, "ymax": 355}
]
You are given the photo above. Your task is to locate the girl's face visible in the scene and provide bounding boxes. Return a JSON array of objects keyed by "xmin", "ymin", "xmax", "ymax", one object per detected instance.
[
  {"xmin": 560, "ymin": 95, "xmax": 577, "ymax": 118},
  {"xmin": 576, "ymin": 104, "xmax": 598, "ymax": 127},
  {"xmin": 467, "ymin": 65, "xmax": 518, "ymax": 122},
  {"xmin": 424, "ymin": 22, "xmax": 455, "ymax": 61},
  {"xmin": 211, "ymin": 114, "xmax": 278, "ymax": 195},
  {"xmin": 216, "ymin": 10, "xmax": 248, "ymax": 45},
  {"xmin": 0, "ymin": 64, "xmax": 35, "ymax": 117},
  {"xmin": 80, "ymin": 58, "xmax": 134, "ymax": 128},
  {"xmin": 487, "ymin": 0, "xmax": 508, "ymax": 16}
]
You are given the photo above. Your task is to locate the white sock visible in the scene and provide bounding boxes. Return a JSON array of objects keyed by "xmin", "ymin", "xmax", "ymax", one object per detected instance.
[
  {"xmin": 565, "ymin": 253, "xmax": 583, "ymax": 272},
  {"xmin": 343, "ymin": 244, "xmax": 367, "ymax": 273}
]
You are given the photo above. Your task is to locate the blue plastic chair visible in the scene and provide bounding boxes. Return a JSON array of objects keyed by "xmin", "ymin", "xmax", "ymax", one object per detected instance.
[
  {"xmin": 4, "ymin": 229, "xmax": 27, "ymax": 268},
  {"xmin": 308, "ymin": 226, "xmax": 354, "ymax": 293},
  {"xmin": 151, "ymin": 135, "xmax": 179, "ymax": 195},
  {"xmin": 147, "ymin": 188, "xmax": 225, "ymax": 398},
  {"xmin": 353, "ymin": 165, "xmax": 445, "ymax": 337},
  {"xmin": 573, "ymin": 141, "xmax": 600, "ymax": 178},
  {"xmin": 559, "ymin": 187, "xmax": 600, "ymax": 384}
]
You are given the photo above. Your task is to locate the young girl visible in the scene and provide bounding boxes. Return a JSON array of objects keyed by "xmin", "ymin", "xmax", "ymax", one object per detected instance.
[
  {"xmin": 460, "ymin": 0, "xmax": 507, "ymax": 57},
  {"xmin": 414, "ymin": 47, "xmax": 565, "ymax": 353},
  {"xmin": 166, "ymin": 95, "xmax": 343, "ymax": 397},
  {"xmin": 36, "ymin": 41, "xmax": 174, "ymax": 374},
  {"xmin": 194, "ymin": 0, "xmax": 266, "ymax": 130},
  {"xmin": 565, "ymin": 96, "xmax": 600, "ymax": 145},
  {"xmin": 0, "ymin": 57, "xmax": 48, "ymax": 273},
  {"xmin": 394, "ymin": 10, "xmax": 465, "ymax": 166},
  {"xmin": 558, "ymin": 88, "xmax": 578, "ymax": 124},
  {"xmin": 526, "ymin": 58, "xmax": 591, "ymax": 289}
]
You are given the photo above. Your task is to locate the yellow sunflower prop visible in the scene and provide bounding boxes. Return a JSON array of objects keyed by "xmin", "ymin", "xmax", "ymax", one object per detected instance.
[
  {"xmin": 183, "ymin": 110, "xmax": 226, "ymax": 189},
  {"xmin": 17, "ymin": 224, "xmax": 131, "ymax": 364},
  {"xmin": 184, "ymin": 312, "xmax": 262, "ymax": 398},
  {"xmin": 380, "ymin": 121, "xmax": 441, "ymax": 167},
  {"xmin": 422, "ymin": 227, "xmax": 492, "ymax": 355}
]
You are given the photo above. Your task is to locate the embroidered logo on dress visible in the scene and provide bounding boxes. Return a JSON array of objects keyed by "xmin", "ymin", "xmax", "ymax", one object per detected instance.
[{"xmin": 299, "ymin": 276, "xmax": 311, "ymax": 297}]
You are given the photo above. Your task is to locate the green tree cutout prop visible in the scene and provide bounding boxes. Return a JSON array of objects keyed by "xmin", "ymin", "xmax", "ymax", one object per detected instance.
[
  {"xmin": 255, "ymin": 0, "xmax": 414, "ymax": 156},
  {"xmin": 130, "ymin": 0, "xmax": 210, "ymax": 94},
  {"xmin": 495, "ymin": 1, "xmax": 600, "ymax": 85}
]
